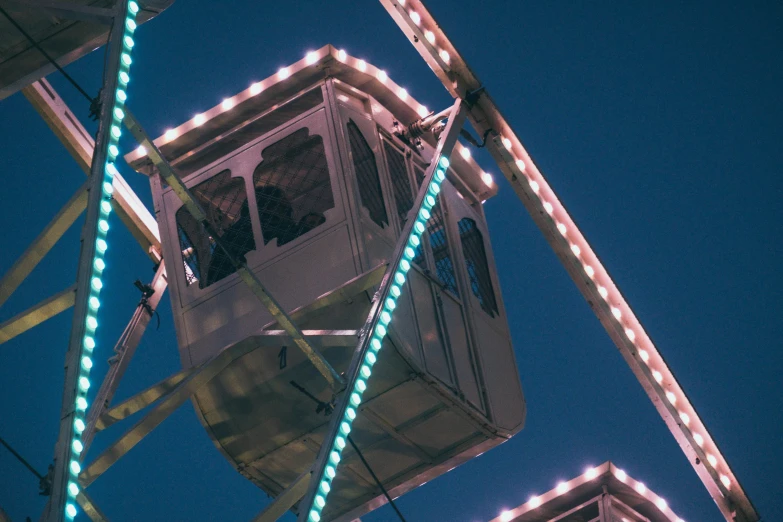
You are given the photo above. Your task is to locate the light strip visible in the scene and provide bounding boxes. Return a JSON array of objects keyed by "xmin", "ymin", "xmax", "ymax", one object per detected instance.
[
  {"xmin": 304, "ymin": 154, "xmax": 453, "ymax": 522},
  {"xmin": 494, "ymin": 462, "xmax": 684, "ymax": 522},
  {"xmin": 377, "ymin": 1, "xmax": 757, "ymax": 520},
  {"xmin": 64, "ymin": 2, "xmax": 139, "ymax": 520}
]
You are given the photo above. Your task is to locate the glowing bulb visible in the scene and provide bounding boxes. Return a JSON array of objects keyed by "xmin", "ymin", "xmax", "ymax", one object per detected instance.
[
  {"xmin": 425, "ymin": 30, "xmax": 436, "ymax": 44},
  {"xmin": 337, "ymin": 49, "xmax": 347, "ymax": 61},
  {"xmin": 377, "ymin": 70, "xmax": 387, "ymax": 83},
  {"xmin": 502, "ymin": 137, "xmax": 512, "ymax": 150},
  {"xmin": 79, "ymin": 377, "xmax": 90, "ymax": 391},
  {"xmin": 86, "ymin": 316, "xmax": 98, "ymax": 330},
  {"xmin": 653, "ymin": 370, "xmax": 663, "ymax": 383},
  {"xmin": 315, "ymin": 495, "xmax": 326, "ymax": 508},
  {"xmin": 126, "ymin": 19, "xmax": 136, "ymax": 32},
  {"xmin": 325, "ymin": 465, "xmax": 336, "ymax": 478},
  {"xmin": 481, "ymin": 172, "xmax": 493, "ymax": 186},
  {"xmin": 707, "ymin": 454, "xmax": 717, "ymax": 467},
  {"xmin": 305, "ymin": 51, "xmax": 319, "ymax": 65},
  {"xmin": 616, "ymin": 469, "xmax": 627, "ymax": 481},
  {"xmin": 116, "ymin": 89, "xmax": 127, "ymax": 102},
  {"xmin": 598, "ymin": 286, "xmax": 608, "ymax": 298},
  {"xmin": 528, "ymin": 495, "xmax": 541, "ymax": 507},
  {"xmin": 70, "ymin": 460, "xmax": 81, "ymax": 474},
  {"xmin": 360, "ymin": 365, "xmax": 371, "ymax": 378},
  {"xmin": 91, "ymin": 278, "xmax": 103, "ymax": 291},
  {"xmin": 194, "ymin": 113, "xmax": 206, "ymax": 126},
  {"xmin": 136, "ymin": 145, "xmax": 146, "ymax": 155},
  {"xmin": 557, "ymin": 223, "xmax": 567, "ymax": 235},
  {"xmin": 611, "ymin": 307, "xmax": 622, "ymax": 319},
  {"xmin": 499, "ymin": 511, "xmax": 513, "ymax": 522},
  {"xmin": 570, "ymin": 244, "xmax": 581, "ymax": 256},
  {"xmin": 98, "ymin": 219, "xmax": 109, "ymax": 233},
  {"xmin": 84, "ymin": 336, "xmax": 95, "ymax": 350},
  {"xmin": 666, "ymin": 391, "xmax": 677, "ymax": 405},
  {"xmin": 556, "ymin": 481, "xmax": 568, "ymax": 494},
  {"xmin": 111, "ymin": 125, "xmax": 121, "ymax": 139},
  {"xmin": 693, "ymin": 433, "xmax": 704, "ymax": 447},
  {"xmin": 76, "ymin": 397, "xmax": 87, "ymax": 410},
  {"xmin": 398, "ymin": 88, "xmax": 408, "ymax": 100},
  {"xmin": 119, "ymin": 71, "xmax": 129, "ymax": 84},
  {"xmin": 515, "ymin": 159, "xmax": 526, "ymax": 172},
  {"xmin": 278, "ymin": 67, "xmax": 290, "ymax": 80},
  {"xmin": 460, "ymin": 146, "xmax": 471, "ymax": 160},
  {"xmin": 656, "ymin": 498, "xmax": 667, "ymax": 510},
  {"xmin": 543, "ymin": 202, "xmax": 553, "ymax": 214},
  {"xmin": 679, "ymin": 411, "xmax": 690, "ymax": 426},
  {"xmin": 309, "ymin": 511, "xmax": 321, "ymax": 522},
  {"xmin": 221, "ymin": 98, "xmax": 234, "ymax": 110},
  {"xmin": 121, "ymin": 53, "xmax": 132, "ymax": 66},
  {"xmin": 250, "ymin": 82, "xmax": 263, "ymax": 95},
  {"xmin": 329, "ymin": 451, "xmax": 341, "ymax": 464},
  {"xmin": 165, "ymin": 129, "xmax": 176, "ymax": 140},
  {"xmin": 635, "ymin": 482, "xmax": 646, "ymax": 494},
  {"xmin": 74, "ymin": 418, "xmax": 85, "ymax": 433},
  {"xmin": 376, "ymin": 324, "xmax": 387, "ymax": 337},
  {"xmin": 108, "ymin": 145, "xmax": 119, "ymax": 158},
  {"xmin": 529, "ymin": 180, "xmax": 539, "ymax": 193},
  {"xmin": 350, "ymin": 393, "xmax": 361, "ymax": 406},
  {"xmin": 66, "ymin": 503, "xmax": 77, "ymax": 518},
  {"xmin": 720, "ymin": 474, "xmax": 731, "ymax": 488},
  {"xmin": 81, "ymin": 357, "xmax": 93, "ymax": 370},
  {"xmin": 584, "ymin": 265, "xmax": 595, "ymax": 278},
  {"xmin": 439, "ymin": 49, "xmax": 450, "ymax": 63},
  {"xmin": 128, "ymin": 1, "xmax": 139, "ymax": 13},
  {"xmin": 417, "ymin": 105, "xmax": 429, "ymax": 117},
  {"xmin": 72, "ymin": 440, "xmax": 83, "ymax": 454},
  {"xmin": 356, "ymin": 59, "xmax": 367, "ymax": 72},
  {"xmin": 409, "ymin": 11, "xmax": 421, "ymax": 25},
  {"xmin": 68, "ymin": 481, "xmax": 80, "ymax": 496},
  {"xmin": 113, "ymin": 107, "xmax": 125, "ymax": 120},
  {"xmin": 124, "ymin": 36, "xmax": 134, "ymax": 49},
  {"xmin": 585, "ymin": 467, "xmax": 598, "ymax": 479},
  {"xmin": 625, "ymin": 328, "xmax": 636, "ymax": 341}
]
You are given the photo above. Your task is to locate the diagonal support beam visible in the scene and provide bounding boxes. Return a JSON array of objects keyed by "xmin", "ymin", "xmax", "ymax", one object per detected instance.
[
  {"xmin": 79, "ymin": 335, "xmax": 266, "ymax": 487},
  {"xmin": 0, "ymin": 284, "xmax": 76, "ymax": 345},
  {"xmin": 122, "ymin": 109, "xmax": 344, "ymax": 393},
  {"xmin": 75, "ymin": 491, "xmax": 109, "ymax": 522},
  {"xmin": 79, "ymin": 263, "xmax": 168, "ymax": 453},
  {"xmin": 22, "ymin": 79, "xmax": 161, "ymax": 263},
  {"xmin": 250, "ymin": 470, "xmax": 311, "ymax": 522},
  {"xmin": 0, "ymin": 182, "xmax": 86, "ymax": 308},
  {"xmin": 297, "ymin": 98, "xmax": 467, "ymax": 522},
  {"xmin": 376, "ymin": 2, "xmax": 759, "ymax": 521}
]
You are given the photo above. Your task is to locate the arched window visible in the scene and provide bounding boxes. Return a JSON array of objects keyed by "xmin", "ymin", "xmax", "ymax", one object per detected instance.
[
  {"xmin": 347, "ymin": 120, "xmax": 387, "ymax": 228},
  {"xmin": 458, "ymin": 218, "xmax": 498, "ymax": 316},
  {"xmin": 176, "ymin": 170, "xmax": 253, "ymax": 289},
  {"xmin": 252, "ymin": 128, "xmax": 335, "ymax": 247}
]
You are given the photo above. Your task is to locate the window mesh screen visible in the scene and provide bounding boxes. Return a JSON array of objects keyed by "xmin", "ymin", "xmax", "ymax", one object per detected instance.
[
  {"xmin": 347, "ymin": 120, "xmax": 387, "ymax": 228},
  {"xmin": 383, "ymin": 140, "xmax": 413, "ymax": 225},
  {"xmin": 428, "ymin": 202, "xmax": 459, "ymax": 296},
  {"xmin": 252, "ymin": 127, "xmax": 334, "ymax": 247},
  {"xmin": 458, "ymin": 218, "xmax": 498, "ymax": 316},
  {"xmin": 176, "ymin": 170, "xmax": 253, "ymax": 289}
]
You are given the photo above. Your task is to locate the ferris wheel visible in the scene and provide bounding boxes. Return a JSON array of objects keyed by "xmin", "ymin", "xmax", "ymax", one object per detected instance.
[{"xmin": 0, "ymin": 1, "xmax": 761, "ymax": 522}]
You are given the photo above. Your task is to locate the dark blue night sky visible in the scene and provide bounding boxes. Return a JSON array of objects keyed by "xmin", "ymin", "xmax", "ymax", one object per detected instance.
[{"xmin": 1, "ymin": 1, "xmax": 781, "ymax": 521}]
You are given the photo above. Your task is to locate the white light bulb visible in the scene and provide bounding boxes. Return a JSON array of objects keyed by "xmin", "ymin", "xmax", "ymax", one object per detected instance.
[
  {"xmin": 221, "ymin": 98, "xmax": 234, "ymax": 110},
  {"xmin": 584, "ymin": 265, "xmax": 594, "ymax": 278},
  {"xmin": 656, "ymin": 498, "xmax": 667, "ymax": 511},
  {"xmin": 570, "ymin": 244, "xmax": 581, "ymax": 256},
  {"xmin": 502, "ymin": 137, "xmax": 512, "ymax": 150},
  {"xmin": 693, "ymin": 433, "xmax": 704, "ymax": 447},
  {"xmin": 611, "ymin": 307, "xmax": 622, "ymax": 319},
  {"xmin": 528, "ymin": 495, "xmax": 541, "ymax": 507},
  {"xmin": 707, "ymin": 454, "xmax": 717, "ymax": 467},
  {"xmin": 720, "ymin": 474, "xmax": 731, "ymax": 488},
  {"xmin": 679, "ymin": 411, "xmax": 690, "ymax": 425},
  {"xmin": 635, "ymin": 482, "xmax": 646, "ymax": 494},
  {"xmin": 543, "ymin": 202, "xmax": 553, "ymax": 214},
  {"xmin": 398, "ymin": 88, "xmax": 408, "ymax": 100},
  {"xmin": 499, "ymin": 511, "xmax": 513, "ymax": 522},
  {"xmin": 585, "ymin": 467, "xmax": 598, "ymax": 479},
  {"xmin": 515, "ymin": 159, "xmax": 526, "ymax": 172},
  {"xmin": 598, "ymin": 286, "xmax": 608, "ymax": 299},
  {"xmin": 194, "ymin": 113, "xmax": 206, "ymax": 126},
  {"xmin": 164, "ymin": 129, "xmax": 176, "ymax": 140},
  {"xmin": 557, "ymin": 223, "xmax": 567, "ymax": 236},
  {"xmin": 556, "ymin": 481, "xmax": 568, "ymax": 494},
  {"xmin": 439, "ymin": 49, "xmax": 450, "ymax": 63},
  {"xmin": 616, "ymin": 469, "xmax": 627, "ymax": 481},
  {"xmin": 529, "ymin": 179, "xmax": 540, "ymax": 193},
  {"xmin": 337, "ymin": 49, "xmax": 347, "ymax": 61},
  {"xmin": 481, "ymin": 172, "xmax": 493, "ymax": 187},
  {"xmin": 425, "ymin": 30, "xmax": 436, "ymax": 44},
  {"xmin": 666, "ymin": 391, "xmax": 677, "ymax": 405},
  {"xmin": 250, "ymin": 82, "xmax": 263, "ymax": 95},
  {"xmin": 625, "ymin": 328, "xmax": 636, "ymax": 342},
  {"xmin": 377, "ymin": 70, "xmax": 387, "ymax": 83},
  {"xmin": 409, "ymin": 11, "xmax": 421, "ymax": 25},
  {"xmin": 417, "ymin": 105, "xmax": 429, "ymax": 117},
  {"xmin": 460, "ymin": 146, "xmax": 471, "ymax": 160},
  {"xmin": 277, "ymin": 67, "xmax": 290, "ymax": 80},
  {"xmin": 136, "ymin": 145, "xmax": 146, "ymax": 155},
  {"xmin": 305, "ymin": 51, "xmax": 318, "ymax": 65},
  {"xmin": 653, "ymin": 370, "xmax": 663, "ymax": 383}
]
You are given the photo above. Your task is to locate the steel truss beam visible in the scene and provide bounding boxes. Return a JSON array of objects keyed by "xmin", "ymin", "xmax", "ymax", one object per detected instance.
[
  {"xmin": 250, "ymin": 471, "xmax": 311, "ymax": 522},
  {"xmin": 0, "ymin": 284, "xmax": 76, "ymax": 345},
  {"xmin": 75, "ymin": 491, "xmax": 109, "ymax": 522},
  {"xmin": 46, "ymin": 4, "xmax": 129, "ymax": 520},
  {"xmin": 296, "ymin": 98, "xmax": 467, "ymax": 521},
  {"xmin": 377, "ymin": 1, "xmax": 758, "ymax": 520},
  {"xmin": 122, "ymin": 109, "xmax": 344, "ymax": 392},
  {"xmin": 22, "ymin": 79, "xmax": 161, "ymax": 263},
  {"xmin": 0, "ymin": 181, "xmax": 86, "ymax": 308}
]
